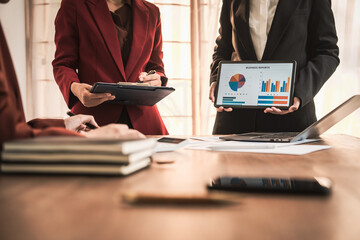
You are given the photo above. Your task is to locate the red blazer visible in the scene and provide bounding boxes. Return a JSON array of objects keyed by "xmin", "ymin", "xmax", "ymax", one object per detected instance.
[
  {"xmin": 52, "ymin": 0, "xmax": 169, "ymax": 135},
  {"xmin": 0, "ymin": 23, "xmax": 80, "ymax": 149}
]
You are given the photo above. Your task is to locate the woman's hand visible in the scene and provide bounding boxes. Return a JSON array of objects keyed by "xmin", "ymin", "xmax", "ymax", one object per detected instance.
[
  {"xmin": 264, "ymin": 97, "xmax": 300, "ymax": 115},
  {"xmin": 64, "ymin": 114, "xmax": 99, "ymax": 132},
  {"xmin": 65, "ymin": 115, "xmax": 145, "ymax": 139},
  {"xmin": 83, "ymin": 124, "xmax": 145, "ymax": 139},
  {"xmin": 209, "ymin": 81, "xmax": 233, "ymax": 112},
  {"xmin": 71, "ymin": 82, "xmax": 115, "ymax": 107},
  {"xmin": 138, "ymin": 72, "xmax": 161, "ymax": 86}
]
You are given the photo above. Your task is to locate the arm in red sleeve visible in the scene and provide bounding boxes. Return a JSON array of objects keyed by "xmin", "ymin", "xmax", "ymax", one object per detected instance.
[
  {"xmin": 27, "ymin": 118, "xmax": 83, "ymax": 137},
  {"xmin": 146, "ymin": 7, "xmax": 168, "ymax": 86},
  {"xmin": 52, "ymin": 0, "xmax": 81, "ymax": 109},
  {"xmin": 27, "ymin": 118, "xmax": 66, "ymax": 129}
]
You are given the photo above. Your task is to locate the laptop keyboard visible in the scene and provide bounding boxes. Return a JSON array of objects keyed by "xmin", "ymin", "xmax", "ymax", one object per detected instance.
[
  {"xmin": 255, "ymin": 132, "xmax": 298, "ymax": 139},
  {"xmin": 250, "ymin": 132, "xmax": 298, "ymax": 142}
]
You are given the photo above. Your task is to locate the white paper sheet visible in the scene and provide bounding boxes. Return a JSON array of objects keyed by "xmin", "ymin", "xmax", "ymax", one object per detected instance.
[
  {"xmin": 185, "ymin": 139, "xmax": 330, "ymax": 155},
  {"xmin": 189, "ymin": 136, "xmax": 221, "ymax": 142}
]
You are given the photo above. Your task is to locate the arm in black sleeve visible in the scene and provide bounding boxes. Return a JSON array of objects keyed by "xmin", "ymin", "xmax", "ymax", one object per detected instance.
[
  {"xmin": 295, "ymin": 0, "xmax": 340, "ymax": 107},
  {"xmin": 210, "ymin": 0, "xmax": 234, "ymax": 85}
]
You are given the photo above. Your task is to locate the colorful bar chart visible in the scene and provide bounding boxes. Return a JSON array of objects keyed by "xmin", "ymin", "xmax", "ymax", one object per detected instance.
[
  {"xmin": 257, "ymin": 96, "xmax": 288, "ymax": 105},
  {"xmin": 261, "ymin": 77, "xmax": 290, "ymax": 93},
  {"xmin": 222, "ymin": 97, "xmax": 245, "ymax": 106}
]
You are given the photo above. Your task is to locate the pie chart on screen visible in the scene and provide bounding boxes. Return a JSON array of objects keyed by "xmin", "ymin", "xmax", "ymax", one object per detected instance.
[{"xmin": 229, "ymin": 74, "xmax": 246, "ymax": 91}]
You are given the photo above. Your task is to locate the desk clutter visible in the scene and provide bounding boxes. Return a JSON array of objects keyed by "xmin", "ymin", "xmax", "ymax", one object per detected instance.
[
  {"xmin": 0, "ymin": 137, "xmax": 156, "ymax": 175},
  {"xmin": 0, "ymin": 135, "xmax": 332, "ymax": 176}
]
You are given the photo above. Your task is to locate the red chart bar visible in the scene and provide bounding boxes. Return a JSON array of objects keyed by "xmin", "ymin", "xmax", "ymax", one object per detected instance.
[
  {"xmin": 265, "ymin": 80, "xmax": 267, "ymax": 92},
  {"xmin": 286, "ymin": 77, "xmax": 290, "ymax": 92},
  {"xmin": 273, "ymin": 101, "xmax": 288, "ymax": 105},
  {"xmin": 273, "ymin": 96, "xmax": 288, "ymax": 100}
]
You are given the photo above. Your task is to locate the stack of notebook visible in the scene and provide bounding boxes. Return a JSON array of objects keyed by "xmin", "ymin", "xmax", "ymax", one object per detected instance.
[{"xmin": 0, "ymin": 137, "xmax": 156, "ymax": 175}]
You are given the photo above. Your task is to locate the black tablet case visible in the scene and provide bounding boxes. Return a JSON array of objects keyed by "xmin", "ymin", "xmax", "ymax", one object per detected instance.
[
  {"xmin": 214, "ymin": 60, "xmax": 296, "ymax": 109},
  {"xmin": 90, "ymin": 82, "xmax": 175, "ymax": 106}
]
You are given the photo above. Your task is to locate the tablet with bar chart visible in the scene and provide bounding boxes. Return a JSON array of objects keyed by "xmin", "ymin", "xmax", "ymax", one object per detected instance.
[{"xmin": 214, "ymin": 61, "xmax": 296, "ymax": 109}]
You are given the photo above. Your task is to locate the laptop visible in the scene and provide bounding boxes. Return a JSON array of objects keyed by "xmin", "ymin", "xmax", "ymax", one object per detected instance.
[{"xmin": 220, "ymin": 95, "xmax": 360, "ymax": 143}]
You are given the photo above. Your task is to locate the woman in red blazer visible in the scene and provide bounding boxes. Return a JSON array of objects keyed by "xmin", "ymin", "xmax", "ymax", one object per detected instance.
[
  {"xmin": 52, "ymin": 0, "xmax": 169, "ymax": 135},
  {"xmin": 0, "ymin": 19, "xmax": 144, "ymax": 148}
]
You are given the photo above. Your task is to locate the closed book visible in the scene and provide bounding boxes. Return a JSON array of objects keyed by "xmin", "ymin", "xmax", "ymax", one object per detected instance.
[
  {"xmin": 0, "ymin": 158, "xmax": 151, "ymax": 176},
  {"xmin": 1, "ymin": 148, "xmax": 153, "ymax": 165},
  {"xmin": 2, "ymin": 137, "xmax": 156, "ymax": 155}
]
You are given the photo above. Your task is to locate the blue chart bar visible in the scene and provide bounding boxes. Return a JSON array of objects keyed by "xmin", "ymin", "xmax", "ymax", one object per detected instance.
[
  {"xmin": 282, "ymin": 81, "xmax": 286, "ymax": 92},
  {"xmin": 258, "ymin": 96, "xmax": 274, "ymax": 105},
  {"xmin": 258, "ymin": 96, "xmax": 275, "ymax": 99},
  {"xmin": 258, "ymin": 101, "xmax": 273, "ymax": 104},
  {"xmin": 271, "ymin": 84, "xmax": 275, "ymax": 92},
  {"xmin": 222, "ymin": 97, "xmax": 245, "ymax": 105},
  {"xmin": 223, "ymin": 97, "xmax": 236, "ymax": 100},
  {"xmin": 223, "ymin": 101, "xmax": 246, "ymax": 105},
  {"xmin": 262, "ymin": 82, "xmax": 266, "ymax": 92}
]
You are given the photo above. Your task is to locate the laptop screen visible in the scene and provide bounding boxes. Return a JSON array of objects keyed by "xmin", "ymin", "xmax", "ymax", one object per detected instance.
[{"xmin": 215, "ymin": 61, "xmax": 296, "ymax": 109}]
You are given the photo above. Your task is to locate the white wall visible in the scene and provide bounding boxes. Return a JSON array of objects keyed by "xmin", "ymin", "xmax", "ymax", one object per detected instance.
[{"xmin": 0, "ymin": 1, "xmax": 27, "ymax": 116}]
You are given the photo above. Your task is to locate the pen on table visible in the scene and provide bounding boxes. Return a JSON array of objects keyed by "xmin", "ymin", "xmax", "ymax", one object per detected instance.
[
  {"xmin": 66, "ymin": 111, "xmax": 98, "ymax": 130},
  {"xmin": 137, "ymin": 70, "xmax": 157, "ymax": 83},
  {"xmin": 122, "ymin": 192, "xmax": 238, "ymax": 205}
]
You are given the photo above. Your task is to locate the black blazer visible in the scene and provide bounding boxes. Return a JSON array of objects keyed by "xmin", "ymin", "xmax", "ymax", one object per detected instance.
[{"xmin": 210, "ymin": 0, "xmax": 340, "ymax": 134}]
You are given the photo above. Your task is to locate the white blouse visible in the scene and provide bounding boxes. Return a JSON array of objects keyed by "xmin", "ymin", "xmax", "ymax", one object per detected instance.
[{"xmin": 249, "ymin": 0, "xmax": 279, "ymax": 60}]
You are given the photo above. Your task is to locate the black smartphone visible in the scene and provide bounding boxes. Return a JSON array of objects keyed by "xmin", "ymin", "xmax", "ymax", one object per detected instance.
[
  {"xmin": 155, "ymin": 137, "xmax": 189, "ymax": 152},
  {"xmin": 157, "ymin": 137, "xmax": 187, "ymax": 144},
  {"xmin": 207, "ymin": 176, "xmax": 332, "ymax": 195}
]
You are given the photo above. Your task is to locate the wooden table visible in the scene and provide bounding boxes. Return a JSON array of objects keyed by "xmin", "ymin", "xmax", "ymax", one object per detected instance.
[{"xmin": 1, "ymin": 134, "xmax": 360, "ymax": 240}]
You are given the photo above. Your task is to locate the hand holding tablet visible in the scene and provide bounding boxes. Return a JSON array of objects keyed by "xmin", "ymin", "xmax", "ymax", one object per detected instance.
[
  {"xmin": 209, "ymin": 82, "xmax": 233, "ymax": 112},
  {"xmin": 213, "ymin": 61, "xmax": 297, "ymax": 112},
  {"xmin": 264, "ymin": 96, "xmax": 300, "ymax": 115}
]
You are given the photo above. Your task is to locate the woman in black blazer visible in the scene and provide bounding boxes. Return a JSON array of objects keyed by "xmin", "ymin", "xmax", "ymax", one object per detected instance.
[{"xmin": 209, "ymin": 0, "xmax": 339, "ymax": 134}]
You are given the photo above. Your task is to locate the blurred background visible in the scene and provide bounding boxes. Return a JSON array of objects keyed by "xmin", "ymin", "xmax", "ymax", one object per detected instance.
[{"xmin": 0, "ymin": 0, "xmax": 359, "ymax": 136}]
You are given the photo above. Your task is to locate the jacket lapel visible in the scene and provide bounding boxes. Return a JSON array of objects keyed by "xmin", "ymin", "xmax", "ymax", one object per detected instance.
[
  {"xmin": 231, "ymin": 0, "xmax": 258, "ymax": 60},
  {"xmin": 125, "ymin": 0, "xmax": 149, "ymax": 80},
  {"xmin": 85, "ymin": 0, "xmax": 126, "ymax": 80},
  {"xmin": 262, "ymin": 0, "xmax": 300, "ymax": 60}
]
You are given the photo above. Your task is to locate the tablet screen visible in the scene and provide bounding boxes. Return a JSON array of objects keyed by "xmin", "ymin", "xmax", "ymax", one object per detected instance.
[{"xmin": 215, "ymin": 61, "xmax": 296, "ymax": 109}]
